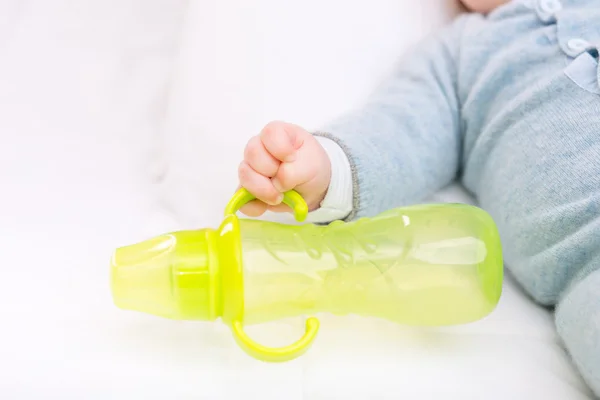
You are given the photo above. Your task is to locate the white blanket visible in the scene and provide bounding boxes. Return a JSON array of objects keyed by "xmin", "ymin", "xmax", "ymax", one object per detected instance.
[{"xmin": 0, "ymin": 1, "xmax": 593, "ymax": 398}]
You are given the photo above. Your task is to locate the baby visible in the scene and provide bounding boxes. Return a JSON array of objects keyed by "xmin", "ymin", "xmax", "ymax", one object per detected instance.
[{"xmin": 236, "ymin": 0, "xmax": 600, "ymax": 395}]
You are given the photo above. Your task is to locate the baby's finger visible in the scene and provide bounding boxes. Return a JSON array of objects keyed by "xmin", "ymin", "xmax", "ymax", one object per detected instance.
[
  {"xmin": 271, "ymin": 162, "xmax": 307, "ymax": 193},
  {"xmin": 268, "ymin": 203, "xmax": 294, "ymax": 213},
  {"xmin": 238, "ymin": 161, "xmax": 283, "ymax": 205},
  {"xmin": 260, "ymin": 122, "xmax": 302, "ymax": 163},
  {"xmin": 240, "ymin": 199, "xmax": 268, "ymax": 217},
  {"xmin": 244, "ymin": 135, "xmax": 279, "ymax": 177}
]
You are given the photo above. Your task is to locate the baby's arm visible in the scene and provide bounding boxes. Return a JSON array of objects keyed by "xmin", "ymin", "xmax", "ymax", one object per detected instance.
[{"xmin": 311, "ymin": 17, "xmax": 468, "ymax": 221}]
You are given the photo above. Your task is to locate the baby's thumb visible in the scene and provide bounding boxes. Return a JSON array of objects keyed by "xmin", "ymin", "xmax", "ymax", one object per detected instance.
[{"xmin": 270, "ymin": 157, "xmax": 314, "ymax": 194}]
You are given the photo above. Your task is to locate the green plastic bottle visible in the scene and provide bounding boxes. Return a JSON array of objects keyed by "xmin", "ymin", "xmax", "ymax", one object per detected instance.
[{"xmin": 110, "ymin": 188, "xmax": 503, "ymax": 362}]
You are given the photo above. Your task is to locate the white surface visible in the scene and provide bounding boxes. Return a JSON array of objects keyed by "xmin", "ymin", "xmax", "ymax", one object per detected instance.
[
  {"xmin": 0, "ymin": 1, "xmax": 594, "ymax": 399},
  {"xmin": 159, "ymin": 0, "xmax": 464, "ymax": 227}
]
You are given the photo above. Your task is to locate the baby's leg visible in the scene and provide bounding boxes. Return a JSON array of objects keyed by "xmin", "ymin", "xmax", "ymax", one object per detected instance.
[
  {"xmin": 556, "ymin": 270, "xmax": 600, "ymax": 395},
  {"xmin": 466, "ymin": 63, "xmax": 600, "ymax": 393},
  {"xmin": 479, "ymin": 131, "xmax": 600, "ymax": 392}
]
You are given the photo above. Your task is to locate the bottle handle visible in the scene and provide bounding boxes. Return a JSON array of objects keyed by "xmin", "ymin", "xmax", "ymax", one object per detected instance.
[
  {"xmin": 224, "ymin": 187, "xmax": 308, "ymax": 222},
  {"xmin": 223, "ymin": 187, "xmax": 319, "ymax": 362},
  {"xmin": 231, "ymin": 318, "xmax": 320, "ymax": 362}
]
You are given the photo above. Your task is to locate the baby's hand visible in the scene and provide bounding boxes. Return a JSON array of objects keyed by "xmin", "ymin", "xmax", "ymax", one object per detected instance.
[{"xmin": 238, "ymin": 121, "xmax": 331, "ymax": 217}]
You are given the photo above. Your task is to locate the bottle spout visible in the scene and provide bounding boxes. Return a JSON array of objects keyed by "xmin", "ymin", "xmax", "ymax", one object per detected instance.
[
  {"xmin": 110, "ymin": 234, "xmax": 178, "ymax": 318},
  {"xmin": 110, "ymin": 230, "xmax": 218, "ymax": 321}
]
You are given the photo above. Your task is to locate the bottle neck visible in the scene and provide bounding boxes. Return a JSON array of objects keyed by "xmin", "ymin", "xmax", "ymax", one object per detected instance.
[
  {"xmin": 213, "ymin": 214, "xmax": 245, "ymax": 326},
  {"xmin": 200, "ymin": 227, "xmax": 222, "ymax": 321}
]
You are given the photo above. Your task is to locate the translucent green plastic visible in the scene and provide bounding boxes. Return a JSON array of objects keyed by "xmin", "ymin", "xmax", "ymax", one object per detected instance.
[{"xmin": 110, "ymin": 188, "xmax": 503, "ymax": 362}]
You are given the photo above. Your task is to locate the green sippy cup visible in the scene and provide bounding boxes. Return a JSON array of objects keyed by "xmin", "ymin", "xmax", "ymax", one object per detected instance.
[{"xmin": 110, "ymin": 188, "xmax": 503, "ymax": 362}]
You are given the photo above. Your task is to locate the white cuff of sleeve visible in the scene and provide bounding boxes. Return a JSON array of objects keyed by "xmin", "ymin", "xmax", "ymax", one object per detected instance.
[{"xmin": 305, "ymin": 136, "xmax": 353, "ymax": 223}]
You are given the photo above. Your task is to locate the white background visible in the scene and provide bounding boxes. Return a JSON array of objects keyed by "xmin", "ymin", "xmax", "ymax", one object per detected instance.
[{"xmin": 0, "ymin": 0, "xmax": 593, "ymax": 398}]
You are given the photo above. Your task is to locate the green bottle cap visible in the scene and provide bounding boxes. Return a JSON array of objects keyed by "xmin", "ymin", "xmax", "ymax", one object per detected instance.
[{"xmin": 110, "ymin": 229, "xmax": 219, "ymax": 321}]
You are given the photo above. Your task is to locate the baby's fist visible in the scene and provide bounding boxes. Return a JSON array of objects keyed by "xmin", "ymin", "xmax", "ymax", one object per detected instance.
[{"xmin": 238, "ymin": 121, "xmax": 331, "ymax": 217}]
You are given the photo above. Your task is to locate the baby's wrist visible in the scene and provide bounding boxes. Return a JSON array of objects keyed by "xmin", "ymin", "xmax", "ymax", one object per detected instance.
[
  {"xmin": 308, "ymin": 186, "xmax": 329, "ymax": 212},
  {"xmin": 305, "ymin": 136, "xmax": 353, "ymax": 223}
]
